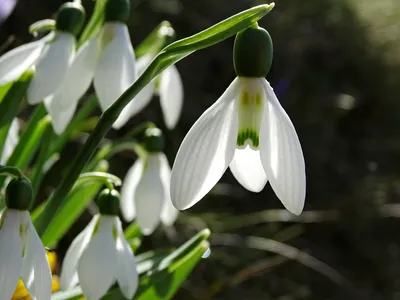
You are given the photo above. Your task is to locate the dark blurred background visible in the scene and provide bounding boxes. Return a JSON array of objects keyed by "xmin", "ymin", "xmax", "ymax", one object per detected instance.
[{"xmin": 2, "ymin": 0, "xmax": 400, "ymax": 299}]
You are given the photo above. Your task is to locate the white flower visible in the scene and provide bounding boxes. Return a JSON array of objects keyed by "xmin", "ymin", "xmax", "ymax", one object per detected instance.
[
  {"xmin": 170, "ymin": 77, "xmax": 306, "ymax": 215},
  {"xmin": 0, "ymin": 208, "xmax": 52, "ymax": 300},
  {"xmin": 115, "ymin": 54, "xmax": 184, "ymax": 130},
  {"xmin": 120, "ymin": 152, "xmax": 179, "ymax": 235},
  {"xmin": 60, "ymin": 214, "xmax": 138, "ymax": 300},
  {"xmin": 0, "ymin": 30, "xmax": 75, "ymax": 105},
  {"xmin": 0, "ymin": 118, "xmax": 19, "ymax": 164},
  {"xmin": 45, "ymin": 21, "xmax": 136, "ymax": 134}
]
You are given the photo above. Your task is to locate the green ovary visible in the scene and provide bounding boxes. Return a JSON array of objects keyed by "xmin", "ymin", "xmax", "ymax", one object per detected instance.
[{"xmin": 236, "ymin": 89, "xmax": 263, "ymax": 149}]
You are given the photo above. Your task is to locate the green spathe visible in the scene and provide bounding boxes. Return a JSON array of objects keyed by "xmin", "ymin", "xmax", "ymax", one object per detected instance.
[
  {"xmin": 5, "ymin": 177, "xmax": 33, "ymax": 211},
  {"xmin": 104, "ymin": 0, "xmax": 131, "ymax": 23},
  {"xmin": 233, "ymin": 25, "xmax": 273, "ymax": 77},
  {"xmin": 56, "ymin": 2, "xmax": 86, "ymax": 36},
  {"xmin": 97, "ymin": 189, "xmax": 120, "ymax": 216}
]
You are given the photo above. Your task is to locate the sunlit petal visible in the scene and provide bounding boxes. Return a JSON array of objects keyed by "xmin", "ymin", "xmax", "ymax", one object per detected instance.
[
  {"xmin": 120, "ymin": 159, "xmax": 143, "ymax": 222},
  {"xmin": 0, "ymin": 209, "xmax": 23, "ymax": 300},
  {"xmin": 21, "ymin": 216, "xmax": 52, "ymax": 300},
  {"xmin": 229, "ymin": 146, "xmax": 268, "ymax": 192},
  {"xmin": 159, "ymin": 64, "xmax": 183, "ymax": 129},
  {"xmin": 94, "ymin": 23, "xmax": 136, "ymax": 124},
  {"xmin": 135, "ymin": 154, "xmax": 165, "ymax": 235},
  {"xmin": 0, "ymin": 39, "xmax": 44, "ymax": 85},
  {"xmin": 44, "ymin": 38, "xmax": 100, "ymax": 135},
  {"xmin": 78, "ymin": 216, "xmax": 117, "ymax": 300},
  {"xmin": 0, "ymin": 118, "xmax": 19, "ymax": 164},
  {"xmin": 115, "ymin": 219, "xmax": 138, "ymax": 299},
  {"xmin": 260, "ymin": 80, "xmax": 306, "ymax": 215},
  {"xmin": 159, "ymin": 153, "xmax": 178, "ymax": 226},
  {"xmin": 60, "ymin": 215, "xmax": 99, "ymax": 290},
  {"xmin": 27, "ymin": 32, "xmax": 75, "ymax": 105},
  {"xmin": 170, "ymin": 78, "xmax": 239, "ymax": 210}
]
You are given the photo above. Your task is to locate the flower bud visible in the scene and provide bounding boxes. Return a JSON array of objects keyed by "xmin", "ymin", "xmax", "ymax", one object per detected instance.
[
  {"xmin": 105, "ymin": 0, "xmax": 131, "ymax": 23},
  {"xmin": 5, "ymin": 178, "xmax": 33, "ymax": 211},
  {"xmin": 143, "ymin": 128, "xmax": 165, "ymax": 153},
  {"xmin": 233, "ymin": 25, "xmax": 273, "ymax": 78},
  {"xmin": 56, "ymin": 2, "xmax": 86, "ymax": 36},
  {"xmin": 97, "ymin": 189, "xmax": 120, "ymax": 216}
]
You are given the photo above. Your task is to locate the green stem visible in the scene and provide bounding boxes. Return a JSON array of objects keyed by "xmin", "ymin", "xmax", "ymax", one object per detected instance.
[
  {"xmin": 77, "ymin": 171, "xmax": 121, "ymax": 190},
  {"xmin": 34, "ymin": 4, "xmax": 274, "ymax": 235},
  {"xmin": 0, "ymin": 165, "xmax": 25, "ymax": 179}
]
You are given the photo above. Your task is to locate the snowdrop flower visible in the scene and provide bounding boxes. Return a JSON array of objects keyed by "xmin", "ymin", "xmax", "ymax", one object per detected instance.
[
  {"xmin": 0, "ymin": 118, "xmax": 19, "ymax": 164},
  {"xmin": 46, "ymin": 0, "xmax": 137, "ymax": 134},
  {"xmin": 60, "ymin": 189, "xmax": 138, "ymax": 300},
  {"xmin": 120, "ymin": 128, "xmax": 178, "ymax": 235},
  {"xmin": 171, "ymin": 26, "xmax": 306, "ymax": 215},
  {"xmin": 0, "ymin": 177, "xmax": 52, "ymax": 300},
  {"xmin": 116, "ymin": 52, "xmax": 184, "ymax": 130},
  {"xmin": 0, "ymin": 2, "xmax": 85, "ymax": 105}
]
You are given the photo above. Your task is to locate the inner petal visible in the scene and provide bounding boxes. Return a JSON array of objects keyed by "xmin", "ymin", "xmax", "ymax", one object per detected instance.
[{"xmin": 235, "ymin": 78, "xmax": 265, "ymax": 150}]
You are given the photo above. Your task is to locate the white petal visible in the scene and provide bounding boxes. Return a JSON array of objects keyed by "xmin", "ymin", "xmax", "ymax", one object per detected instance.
[
  {"xmin": 44, "ymin": 38, "xmax": 100, "ymax": 135},
  {"xmin": 260, "ymin": 80, "xmax": 306, "ymax": 215},
  {"xmin": 0, "ymin": 209, "xmax": 23, "ymax": 300},
  {"xmin": 94, "ymin": 23, "xmax": 136, "ymax": 113},
  {"xmin": 135, "ymin": 154, "xmax": 165, "ymax": 235},
  {"xmin": 170, "ymin": 79, "xmax": 239, "ymax": 210},
  {"xmin": 21, "ymin": 215, "xmax": 52, "ymax": 300},
  {"xmin": 159, "ymin": 64, "xmax": 183, "ymax": 129},
  {"xmin": 113, "ymin": 80, "xmax": 154, "ymax": 129},
  {"xmin": 0, "ymin": 118, "xmax": 19, "ymax": 164},
  {"xmin": 27, "ymin": 32, "xmax": 75, "ymax": 104},
  {"xmin": 229, "ymin": 146, "xmax": 268, "ymax": 192},
  {"xmin": 159, "ymin": 153, "xmax": 179, "ymax": 226},
  {"xmin": 0, "ymin": 39, "xmax": 44, "ymax": 85},
  {"xmin": 120, "ymin": 160, "xmax": 143, "ymax": 222},
  {"xmin": 60, "ymin": 215, "xmax": 99, "ymax": 290},
  {"xmin": 78, "ymin": 216, "xmax": 118, "ymax": 300},
  {"xmin": 115, "ymin": 218, "xmax": 138, "ymax": 299}
]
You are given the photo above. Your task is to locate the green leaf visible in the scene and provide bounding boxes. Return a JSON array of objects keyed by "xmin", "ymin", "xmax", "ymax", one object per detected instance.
[
  {"xmin": 78, "ymin": 0, "xmax": 107, "ymax": 47},
  {"xmin": 40, "ymin": 160, "xmax": 109, "ymax": 248},
  {"xmin": 0, "ymin": 122, "xmax": 11, "ymax": 161},
  {"xmin": 0, "ymin": 68, "xmax": 34, "ymax": 127},
  {"xmin": 0, "ymin": 82, "xmax": 13, "ymax": 104}
]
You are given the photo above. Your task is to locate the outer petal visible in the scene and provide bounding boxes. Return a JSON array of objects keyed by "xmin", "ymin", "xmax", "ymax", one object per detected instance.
[
  {"xmin": 159, "ymin": 153, "xmax": 179, "ymax": 226},
  {"xmin": 134, "ymin": 154, "xmax": 165, "ymax": 235},
  {"xmin": 60, "ymin": 215, "xmax": 99, "ymax": 290},
  {"xmin": 115, "ymin": 218, "xmax": 138, "ymax": 299},
  {"xmin": 170, "ymin": 79, "xmax": 239, "ymax": 210},
  {"xmin": 120, "ymin": 160, "xmax": 143, "ymax": 222},
  {"xmin": 78, "ymin": 216, "xmax": 118, "ymax": 300},
  {"xmin": 27, "ymin": 32, "xmax": 75, "ymax": 104},
  {"xmin": 44, "ymin": 38, "xmax": 100, "ymax": 135},
  {"xmin": 0, "ymin": 39, "xmax": 44, "ymax": 85},
  {"xmin": 159, "ymin": 64, "xmax": 183, "ymax": 129},
  {"xmin": 0, "ymin": 209, "xmax": 23, "ymax": 300},
  {"xmin": 94, "ymin": 23, "xmax": 136, "ymax": 121},
  {"xmin": 0, "ymin": 118, "xmax": 19, "ymax": 164},
  {"xmin": 229, "ymin": 147, "xmax": 268, "ymax": 192},
  {"xmin": 21, "ymin": 215, "xmax": 52, "ymax": 300},
  {"xmin": 260, "ymin": 80, "xmax": 306, "ymax": 215}
]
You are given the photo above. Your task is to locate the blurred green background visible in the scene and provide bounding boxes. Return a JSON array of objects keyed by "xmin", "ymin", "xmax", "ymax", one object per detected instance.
[{"xmin": 2, "ymin": 0, "xmax": 400, "ymax": 299}]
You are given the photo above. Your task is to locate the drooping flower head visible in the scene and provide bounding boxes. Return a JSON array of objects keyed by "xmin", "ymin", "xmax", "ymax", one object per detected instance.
[
  {"xmin": 0, "ymin": 177, "xmax": 52, "ymax": 300},
  {"xmin": 170, "ymin": 25, "xmax": 306, "ymax": 215},
  {"xmin": 120, "ymin": 128, "xmax": 179, "ymax": 235},
  {"xmin": 0, "ymin": 1, "xmax": 85, "ymax": 105},
  {"xmin": 45, "ymin": 0, "xmax": 137, "ymax": 134},
  {"xmin": 60, "ymin": 189, "xmax": 138, "ymax": 300}
]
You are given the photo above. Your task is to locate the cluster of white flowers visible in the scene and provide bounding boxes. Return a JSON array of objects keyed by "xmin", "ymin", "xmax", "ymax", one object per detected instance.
[{"xmin": 0, "ymin": 1, "xmax": 305, "ymax": 300}]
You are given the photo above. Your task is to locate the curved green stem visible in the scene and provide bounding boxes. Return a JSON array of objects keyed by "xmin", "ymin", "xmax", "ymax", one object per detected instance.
[
  {"xmin": 77, "ymin": 172, "xmax": 121, "ymax": 190},
  {"xmin": 0, "ymin": 165, "xmax": 25, "ymax": 179},
  {"xmin": 34, "ymin": 4, "xmax": 274, "ymax": 236}
]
